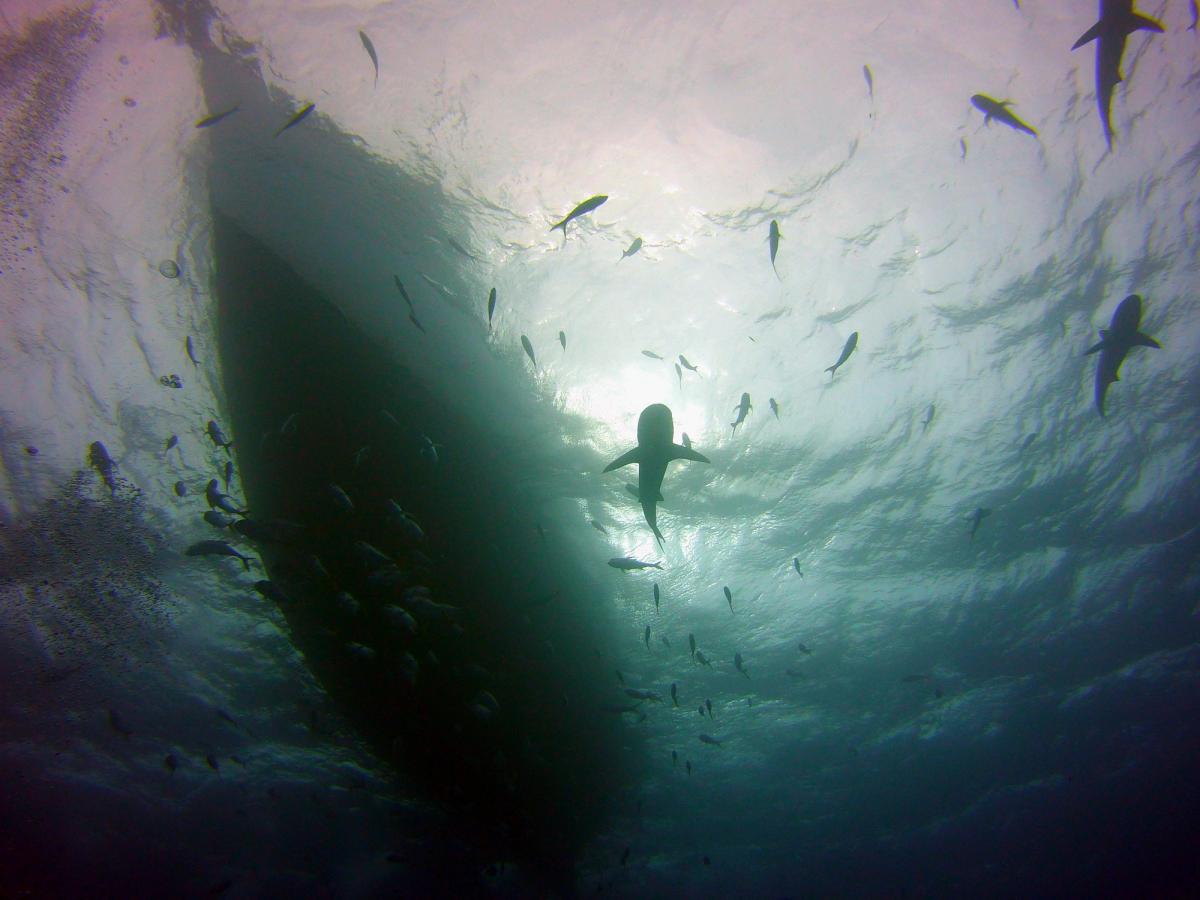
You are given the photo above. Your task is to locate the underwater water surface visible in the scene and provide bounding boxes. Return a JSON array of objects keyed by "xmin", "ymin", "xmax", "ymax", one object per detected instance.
[{"xmin": 1, "ymin": 0, "xmax": 1198, "ymax": 897}]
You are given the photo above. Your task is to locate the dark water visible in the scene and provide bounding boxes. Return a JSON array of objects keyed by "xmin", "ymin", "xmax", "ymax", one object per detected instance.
[{"xmin": 214, "ymin": 213, "xmax": 637, "ymax": 894}]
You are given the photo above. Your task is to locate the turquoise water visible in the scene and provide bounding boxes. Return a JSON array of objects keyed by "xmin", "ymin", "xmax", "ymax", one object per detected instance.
[{"xmin": 1, "ymin": 1, "xmax": 1198, "ymax": 896}]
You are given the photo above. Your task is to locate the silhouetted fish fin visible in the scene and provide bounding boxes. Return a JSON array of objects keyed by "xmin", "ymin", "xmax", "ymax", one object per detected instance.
[
  {"xmin": 1133, "ymin": 332, "xmax": 1161, "ymax": 349},
  {"xmin": 669, "ymin": 443, "xmax": 710, "ymax": 465},
  {"xmin": 603, "ymin": 446, "xmax": 641, "ymax": 473},
  {"xmin": 1072, "ymin": 22, "xmax": 1102, "ymax": 49},
  {"xmin": 1132, "ymin": 14, "xmax": 1164, "ymax": 33},
  {"xmin": 1084, "ymin": 340, "xmax": 1105, "ymax": 355}
]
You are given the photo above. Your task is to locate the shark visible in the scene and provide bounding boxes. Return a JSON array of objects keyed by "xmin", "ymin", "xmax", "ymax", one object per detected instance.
[
  {"xmin": 603, "ymin": 404, "xmax": 710, "ymax": 546},
  {"xmin": 970, "ymin": 94, "xmax": 1037, "ymax": 137},
  {"xmin": 1071, "ymin": 0, "xmax": 1164, "ymax": 148},
  {"xmin": 1085, "ymin": 293, "xmax": 1161, "ymax": 416}
]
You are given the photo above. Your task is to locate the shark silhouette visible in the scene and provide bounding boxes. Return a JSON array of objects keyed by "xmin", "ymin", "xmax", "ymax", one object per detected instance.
[
  {"xmin": 1071, "ymin": 1, "xmax": 1164, "ymax": 149},
  {"xmin": 1085, "ymin": 293, "xmax": 1160, "ymax": 417},
  {"xmin": 603, "ymin": 404, "xmax": 709, "ymax": 546}
]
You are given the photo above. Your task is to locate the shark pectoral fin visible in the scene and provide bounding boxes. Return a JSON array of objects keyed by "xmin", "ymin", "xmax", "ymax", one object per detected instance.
[
  {"xmin": 670, "ymin": 443, "xmax": 711, "ymax": 465},
  {"xmin": 1071, "ymin": 22, "xmax": 1101, "ymax": 50},
  {"xmin": 1134, "ymin": 332, "xmax": 1161, "ymax": 349},
  {"xmin": 603, "ymin": 446, "xmax": 641, "ymax": 473},
  {"xmin": 1084, "ymin": 340, "xmax": 1105, "ymax": 356},
  {"xmin": 1132, "ymin": 13, "xmax": 1164, "ymax": 33}
]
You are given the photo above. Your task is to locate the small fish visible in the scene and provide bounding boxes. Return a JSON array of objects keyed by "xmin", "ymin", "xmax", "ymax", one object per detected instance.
[
  {"xmin": 1020, "ymin": 433, "xmax": 1037, "ymax": 453},
  {"xmin": 164, "ymin": 753, "xmax": 179, "ymax": 774},
  {"xmin": 686, "ymin": 760, "xmax": 692, "ymax": 776},
  {"xmin": 195, "ymin": 106, "xmax": 240, "ymax": 128},
  {"xmin": 695, "ymin": 651, "xmax": 712, "ymax": 668},
  {"xmin": 675, "ymin": 363, "xmax": 683, "ymax": 388},
  {"xmin": 355, "ymin": 541, "xmax": 393, "ymax": 571},
  {"xmin": 275, "ymin": 102, "xmax": 315, "ymax": 137},
  {"xmin": 825, "ymin": 332, "xmax": 858, "ymax": 377},
  {"xmin": 223, "ymin": 459, "xmax": 234, "ymax": 492},
  {"xmin": 559, "ymin": 330, "xmax": 566, "ymax": 351},
  {"xmin": 616, "ymin": 670, "xmax": 625, "ymax": 686},
  {"xmin": 688, "ymin": 633, "xmax": 696, "ymax": 660},
  {"xmin": 960, "ymin": 138, "xmax": 968, "ymax": 161},
  {"xmin": 353, "ymin": 446, "xmax": 370, "ymax": 467},
  {"xmin": 699, "ymin": 733, "xmax": 722, "ymax": 747},
  {"xmin": 734, "ymin": 651, "xmax": 750, "ymax": 679},
  {"xmin": 641, "ymin": 350, "xmax": 664, "ymax": 360},
  {"xmin": 863, "ymin": 64, "xmax": 874, "ymax": 100},
  {"xmin": 678, "ymin": 355, "xmax": 701, "ymax": 374},
  {"xmin": 797, "ymin": 642, "xmax": 813, "ymax": 654},
  {"xmin": 521, "ymin": 334, "xmax": 537, "ymax": 367},
  {"xmin": 359, "ymin": 30, "xmax": 379, "ymax": 87},
  {"xmin": 969, "ymin": 506, "xmax": 991, "ymax": 540},
  {"xmin": 327, "ymin": 483, "xmax": 354, "ymax": 513},
  {"xmin": 608, "ymin": 556, "xmax": 663, "ymax": 571},
  {"xmin": 591, "ymin": 520, "xmax": 608, "ymax": 536},
  {"xmin": 705, "ymin": 698, "xmax": 713, "ymax": 718},
  {"xmin": 393, "ymin": 275, "xmax": 414, "ymax": 311},
  {"xmin": 549, "ymin": 194, "xmax": 607, "ymax": 237},
  {"xmin": 621, "ymin": 237, "xmax": 643, "ymax": 259},
  {"xmin": 768, "ymin": 220, "xmax": 782, "ymax": 277},
  {"xmin": 644, "ymin": 625, "xmax": 651, "ymax": 649},
  {"xmin": 653, "ymin": 583, "xmax": 660, "ymax": 613},
  {"xmin": 681, "ymin": 433, "xmax": 693, "ymax": 449},
  {"xmin": 487, "ymin": 287, "xmax": 497, "ymax": 329},
  {"xmin": 698, "ymin": 704, "xmax": 706, "ymax": 717},
  {"xmin": 108, "ymin": 708, "xmax": 133, "ymax": 738},
  {"xmin": 769, "ymin": 398, "xmax": 780, "ymax": 419},
  {"xmin": 206, "ymin": 420, "xmax": 233, "ymax": 455},
  {"xmin": 173, "ymin": 480, "xmax": 187, "ymax": 497},
  {"xmin": 346, "ymin": 642, "xmax": 378, "ymax": 663},
  {"xmin": 730, "ymin": 393, "xmax": 752, "ymax": 434},
  {"xmin": 186, "ymin": 336, "xmax": 200, "ymax": 366},
  {"xmin": 88, "ymin": 441, "xmax": 117, "ymax": 495},
  {"xmin": 165, "ymin": 434, "xmax": 179, "ymax": 452},
  {"xmin": 419, "ymin": 272, "xmax": 453, "ymax": 298},
  {"xmin": 672, "ymin": 749, "xmax": 678, "ymax": 767},
  {"xmin": 419, "ymin": 433, "xmax": 443, "ymax": 465},
  {"xmin": 206, "ymin": 753, "xmax": 220, "ymax": 773},
  {"xmin": 921, "ymin": 404, "xmax": 935, "ymax": 433},
  {"xmin": 724, "ymin": 585, "xmax": 733, "ymax": 614},
  {"xmin": 671, "ymin": 683, "xmax": 679, "ymax": 707},
  {"xmin": 204, "ymin": 510, "xmax": 235, "ymax": 528},
  {"xmin": 254, "ymin": 580, "xmax": 291, "ymax": 605},
  {"xmin": 970, "ymin": 94, "xmax": 1037, "ymax": 137},
  {"xmin": 186, "ymin": 540, "xmax": 252, "ymax": 571}
]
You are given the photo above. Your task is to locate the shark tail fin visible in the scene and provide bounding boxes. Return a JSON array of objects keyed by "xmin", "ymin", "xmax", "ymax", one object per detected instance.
[
  {"xmin": 825, "ymin": 364, "xmax": 837, "ymax": 375},
  {"xmin": 603, "ymin": 446, "xmax": 641, "ymax": 473},
  {"xmin": 1132, "ymin": 13, "xmax": 1165, "ymax": 33},
  {"xmin": 1072, "ymin": 21, "xmax": 1102, "ymax": 49},
  {"xmin": 1133, "ymin": 332, "xmax": 1161, "ymax": 349},
  {"xmin": 670, "ymin": 443, "xmax": 711, "ymax": 465}
]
